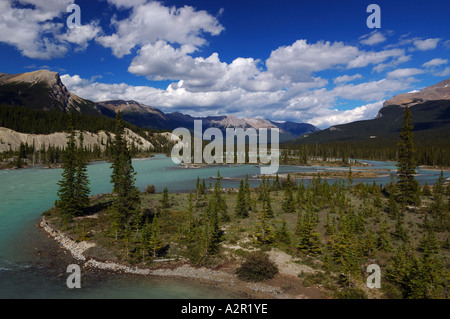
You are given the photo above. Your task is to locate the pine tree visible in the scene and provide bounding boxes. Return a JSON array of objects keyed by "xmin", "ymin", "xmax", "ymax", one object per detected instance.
[
  {"xmin": 211, "ymin": 171, "xmax": 229, "ymax": 222},
  {"xmin": 377, "ymin": 218, "xmax": 393, "ymax": 252},
  {"xmin": 282, "ymin": 174, "xmax": 295, "ymax": 214},
  {"xmin": 161, "ymin": 187, "xmax": 170, "ymax": 209},
  {"xmin": 244, "ymin": 174, "xmax": 252, "ymax": 211},
  {"xmin": 235, "ymin": 179, "xmax": 249, "ymax": 218},
  {"xmin": 110, "ymin": 112, "xmax": 141, "ymax": 232},
  {"xmin": 422, "ymin": 181, "xmax": 432, "ymax": 197},
  {"xmin": 396, "ymin": 106, "xmax": 420, "ymax": 206},
  {"xmin": 200, "ymin": 197, "xmax": 222, "ymax": 257},
  {"xmin": 262, "ymin": 182, "xmax": 274, "ymax": 218},
  {"xmin": 273, "ymin": 173, "xmax": 281, "ymax": 190},
  {"xmin": 73, "ymin": 131, "xmax": 90, "ymax": 213},
  {"xmin": 418, "ymin": 217, "xmax": 440, "ymax": 257},
  {"xmin": 146, "ymin": 214, "xmax": 163, "ymax": 258},
  {"xmin": 57, "ymin": 113, "xmax": 78, "ymax": 218},
  {"xmin": 275, "ymin": 218, "xmax": 291, "ymax": 245},
  {"xmin": 297, "ymin": 210, "xmax": 321, "ymax": 256}
]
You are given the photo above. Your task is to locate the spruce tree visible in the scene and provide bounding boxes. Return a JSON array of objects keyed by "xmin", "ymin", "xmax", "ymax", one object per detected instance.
[
  {"xmin": 396, "ymin": 106, "xmax": 420, "ymax": 206},
  {"xmin": 244, "ymin": 174, "xmax": 252, "ymax": 211},
  {"xmin": 212, "ymin": 171, "xmax": 229, "ymax": 222},
  {"xmin": 235, "ymin": 179, "xmax": 249, "ymax": 218},
  {"xmin": 377, "ymin": 218, "xmax": 393, "ymax": 252},
  {"xmin": 275, "ymin": 218, "xmax": 291, "ymax": 244},
  {"xmin": 254, "ymin": 208, "xmax": 275, "ymax": 245},
  {"xmin": 110, "ymin": 112, "xmax": 141, "ymax": 232},
  {"xmin": 161, "ymin": 187, "xmax": 170, "ymax": 209},
  {"xmin": 74, "ymin": 131, "xmax": 90, "ymax": 213},
  {"xmin": 57, "ymin": 113, "xmax": 78, "ymax": 218},
  {"xmin": 282, "ymin": 174, "xmax": 295, "ymax": 214}
]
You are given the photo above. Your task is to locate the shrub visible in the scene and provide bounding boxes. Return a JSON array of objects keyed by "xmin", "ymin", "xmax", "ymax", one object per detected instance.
[
  {"xmin": 236, "ymin": 251, "xmax": 278, "ymax": 282},
  {"xmin": 334, "ymin": 287, "xmax": 368, "ymax": 299},
  {"xmin": 145, "ymin": 185, "xmax": 156, "ymax": 194}
]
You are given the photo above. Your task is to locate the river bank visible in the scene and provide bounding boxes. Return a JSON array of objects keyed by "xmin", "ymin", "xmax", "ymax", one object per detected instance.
[{"xmin": 38, "ymin": 216, "xmax": 323, "ymax": 299}]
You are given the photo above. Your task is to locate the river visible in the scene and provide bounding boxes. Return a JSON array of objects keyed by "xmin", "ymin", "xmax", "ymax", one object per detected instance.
[{"xmin": 0, "ymin": 155, "xmax": 447, "ymax": 298}]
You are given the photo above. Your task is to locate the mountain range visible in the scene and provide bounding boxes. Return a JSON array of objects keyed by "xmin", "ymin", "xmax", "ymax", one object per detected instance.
[{"xmin": 0, "ymin": 70, "xmax": 319, "ymax": 142}]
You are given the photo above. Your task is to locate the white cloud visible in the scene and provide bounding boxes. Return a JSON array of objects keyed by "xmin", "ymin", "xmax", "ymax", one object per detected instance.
[
  {"xmin": 307, "ymin": 101, "xmax": 384, "ymax": 128},
  {"xmin": 434, "ymin": 67, "xmax": 450, "ymax": 77},
  {"xmin": 423, "ymin": 58, "xmax": 448, "ymax": 68},
  {"xmin": 387, "ymin": 68, "xmax": 424, "ymax": 78},
  {"xmin": 57, "ymin": 23, "xmax": 101, "ymax": 50},
  {"xmin": 413, "ymin": 38, "xmax": 440, "ymax": 51},
  {"xmin": 360, "ymin": 31, "xmax": 386, "ymax": 46},
  {"xmin": 266, "ymin": 40, "xmax": 359, "ymax": 81},
  {"xmin": 333, "ymin": 74, "xmax": 362, "ymax": 84},
  {"xmin": 347, "ymin": 49, "xmax": 405, "ymax": 69},
  {"xmin": 0, "ymin": 0, "xmax": 101, "ymax": 59},
  {"xmin": 96, "ymin": 1, "xmax": 224, "ymax": 58}
]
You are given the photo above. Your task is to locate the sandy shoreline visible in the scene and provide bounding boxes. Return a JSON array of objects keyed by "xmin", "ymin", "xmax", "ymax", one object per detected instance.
[{"xmin": 38, "ymin": 217, "xmax": 322, "ymax": 299}]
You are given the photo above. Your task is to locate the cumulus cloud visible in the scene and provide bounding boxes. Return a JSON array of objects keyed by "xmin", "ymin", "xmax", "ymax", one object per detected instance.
[
  {"xmin": 413, "ymin": 38, "xmax": 440, "ymax": 51},
  {"xmin": 0, "ymin": 0, "xmax": 100, "ymax": 59},
  {"xmin": 387, "ymin": 68, "xmax": 424, "ymax": 78},
  {"xmin": 96, "ymin": 1, "xmax": 224, "ymax": 58},
  {"xmin": 333, "ymin": 74, "xmax": 362, "ymax": 84},
  {"xmin": 423, "ymin": 58, "xmax": 448, "ymax": 68},
  {"xmin": 434, "ymin": 67, "xmax": 450, "ymax": 77},
  {"xmin": 266, "ymin": 40, "xmax": 359, "ymax": 81},
  {"xmin": 359, "ymin": 31, "xmax": 386, "ymax": 46}
]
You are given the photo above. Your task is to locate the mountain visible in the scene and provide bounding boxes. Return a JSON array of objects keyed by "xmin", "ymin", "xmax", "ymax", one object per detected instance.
[
  {"xmin": 0, "ymin": 70, "xmax": 100, "ymax": 115},
  {"xmin": 98, "ymin": 101, "xmax": 319, "ymax": 141},
  {"xmin": 382, "ymin": 78, "xmax": 450, "ymax": 109},
  {"xmin": 293, "ymin": 79, "xmax": 450, "ymax": 145}
]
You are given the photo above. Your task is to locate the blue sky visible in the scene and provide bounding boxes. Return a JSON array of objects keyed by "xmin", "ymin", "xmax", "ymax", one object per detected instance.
[{"xmin": 0, "ymin": 0, "xmax": 449, "ymax": 128}]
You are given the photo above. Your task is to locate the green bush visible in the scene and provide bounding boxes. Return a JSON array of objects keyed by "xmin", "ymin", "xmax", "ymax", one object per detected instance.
[
  {"xmin": 334, "ymin": 287, "xmax": 368, "ymax": 299},
  {"xmin": 236, "ymin": 251, "xmax": 279, "ymax": 282},
  {"xmin": 145, "ymin": 185, "xmax": 156, "ymax": 194}
]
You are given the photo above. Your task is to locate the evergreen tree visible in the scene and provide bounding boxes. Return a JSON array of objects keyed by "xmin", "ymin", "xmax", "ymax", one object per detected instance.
[
  {"xmin": 160, "ymin": 187, "xmax": 170, "ymax": 209},
  {"xmin": 275, "ymin": 218, "xmax": 291, "ymax": 245},
  {"xmin": 110, "ymin": 112, "xmax": 141, "ymax": 232},
  {"xmin": 244, "ymin": 174, "xmax": 252, "ymax": 211},
  {"xmin": 211, "ymin": 171, "xmax": 229, "ymax": 222},
  {"xmin": 396, "ymin": 106, "xmax": 420, "ymax": 206},
  {"xmin": 297, "ymin": 210, "xmax": 321, "ymax": 256},
  {"xmin": 200, "ymin": 197, "xmax": 222, "ymax": 257},
  {"xmin": 422, "ymin": 181, "xmax": 432, "ymax": 197},
  {"xmin": 282, "ymin": 174, "xmax": 295, "ymax": 214},
  {"xmin": 272, "ymin": 173, "xmax": 281, "ymax": 190},
  {"xmin": 145, "ymin": 214, "xmax": 163, "ymax": 258},
  {"xmin": 57, "ymin": 113, "xmax": 78, "ymax": 218},
  {"xmin": 73, "ymin": 131, "xmax": 90, "ymax": 213},
  {"xmin": 235, "ymin": 179, "xmax": 249, "ymax": 218},
  {"xmin": 254, "ymin": 210, "xmax": 275, "ymax": 245},
  {"xmin": 377, "ymin": 218, "xmax": 393, "ymax": 252}
]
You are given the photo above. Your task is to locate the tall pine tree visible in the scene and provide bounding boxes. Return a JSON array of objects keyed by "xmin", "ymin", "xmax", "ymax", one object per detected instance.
[
  {"xmin": 110, "ymin": 112, "xmax": 141, "ymax": 233},
  {"xmin": 396, "ymin": 106, "xmax": 420, "ymax": 206}
]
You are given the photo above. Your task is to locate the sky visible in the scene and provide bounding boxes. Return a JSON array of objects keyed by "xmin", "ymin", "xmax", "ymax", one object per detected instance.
[{"xmin": 0, "ymin": 0, "xmax": 449, "ymax": 129}]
